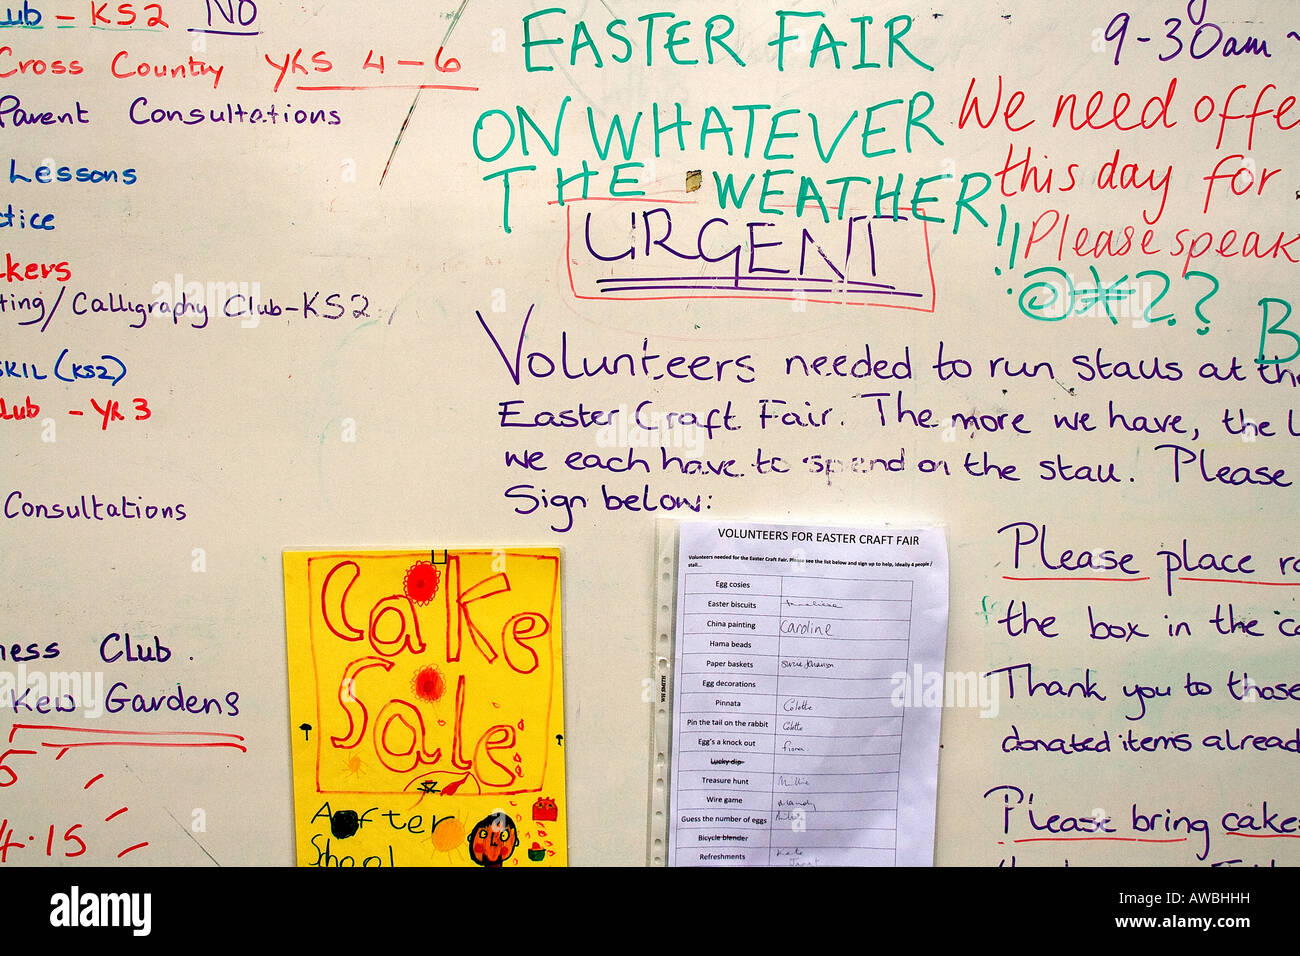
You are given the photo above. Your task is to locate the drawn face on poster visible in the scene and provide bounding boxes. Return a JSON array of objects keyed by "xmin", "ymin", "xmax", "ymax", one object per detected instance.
[{"xmin": 467, "ymin": 811, "xmax": 518, "ymax": 867}]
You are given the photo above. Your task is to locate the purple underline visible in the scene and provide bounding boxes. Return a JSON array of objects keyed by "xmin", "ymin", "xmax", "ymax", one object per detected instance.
[
  {"xmin": 594, "ymin": 275, "xmax": 898, "ymax": 290},
  {"xmin": 598, "ymin": 284, "xmax": 923, "ymax": 296}
]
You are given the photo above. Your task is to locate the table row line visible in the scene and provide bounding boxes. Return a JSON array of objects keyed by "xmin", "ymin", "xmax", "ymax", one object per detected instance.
[
  {"xmin": 674, "ymin": 784, "xmax": 898, "ymax": 812},
  {"xmin": 683, "ymin": 575, "xmax": 912, "ymax": 601}
]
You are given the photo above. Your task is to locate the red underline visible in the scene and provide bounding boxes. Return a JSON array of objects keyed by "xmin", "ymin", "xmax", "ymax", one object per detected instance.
[
  {"xmin": 44, "ymin": 741, "xmax": 248, "ymax": 752},
  {"xmin": 1179, "ymin": 577, "xmax": 1300, "ymax": 587},
  {"xmin": 548, "ymin": 196, "xmax": 697, "ymax": 205},
  {"xmin": 295, "ymin": 83, "xmax": 479, "ymax": 91},
  {"xmin": 1009, "ymin": 836, "xmax": 1187, "ymax": 844},
  {"xmin": 1001, "ymin": 576, "xmax": 1150, "ymax": 582},
  {"xmin": 1225, "ymin": 832, "xmax": 1300, "ymax": 839},
  {"xmin": 117, "ymin": 842, "xmax": 148, "ymax": 858},
  {"xmin": 12, "ymin": 723, "xmax": 244, "ymax": 740},
  {"xmin": 1003, "ymin": 576, "xmax": 1300, "ymax": 586}
]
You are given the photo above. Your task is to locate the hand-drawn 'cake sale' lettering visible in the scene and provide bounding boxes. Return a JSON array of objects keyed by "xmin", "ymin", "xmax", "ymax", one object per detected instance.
[{"xmin": 283, "ymin": 549, "xmax": 566, "ymax": 866}]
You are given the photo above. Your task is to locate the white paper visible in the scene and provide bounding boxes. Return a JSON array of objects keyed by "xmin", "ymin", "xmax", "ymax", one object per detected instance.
[{"xmin": 668, "ymin": 520, "xmax": 949, "ymax": 866}]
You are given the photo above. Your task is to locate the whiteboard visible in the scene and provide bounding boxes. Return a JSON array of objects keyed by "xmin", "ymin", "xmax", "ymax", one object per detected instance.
[{"xmin": 1, "ymin": 0, "xmax": 1298, "ymax": 870}]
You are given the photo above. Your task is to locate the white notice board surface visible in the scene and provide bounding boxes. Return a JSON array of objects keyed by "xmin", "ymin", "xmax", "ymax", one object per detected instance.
[{"xmin": 0, "ymin": 0, "xmax": 1297, "ymax": 874}]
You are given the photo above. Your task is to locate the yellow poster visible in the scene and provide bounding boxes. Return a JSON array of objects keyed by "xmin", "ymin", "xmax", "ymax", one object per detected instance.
[{"xmin": 283, "ymin": 549, "xmax": 566, "ymax": 867}]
